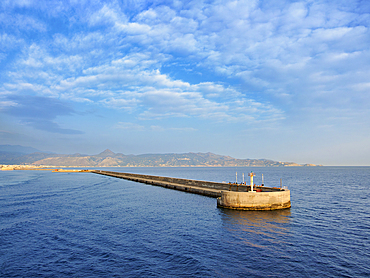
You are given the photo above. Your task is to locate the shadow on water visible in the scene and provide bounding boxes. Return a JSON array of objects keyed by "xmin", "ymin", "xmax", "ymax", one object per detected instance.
[{"xmin": 219, "ymin": 208, "xmax": 292, "ymax": 249}]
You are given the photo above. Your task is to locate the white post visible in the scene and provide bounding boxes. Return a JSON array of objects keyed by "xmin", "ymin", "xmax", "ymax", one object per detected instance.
[
  {"xmin": 248, "ymin": 171, "xmax": 255, "ymax": 192},
  {"xmin": 262, "ymin": 174, "xmax": 264, "ymax": 186},
  {"xmin": 236, "ymin": 172, "xmax": 237, "ymax": 183},
  {"xmin": 243, "ymin": 173, "xmax": 244, "ymax": 184}
]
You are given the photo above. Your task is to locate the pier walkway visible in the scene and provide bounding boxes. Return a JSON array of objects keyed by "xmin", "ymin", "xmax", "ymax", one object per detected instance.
[
  {"xmin": 91, "ymin": 170, "xmax": 280, "ymax": 197},
  {"xmin": 92, "ymin": 170, "xmax": 230, "ymax": 198}
]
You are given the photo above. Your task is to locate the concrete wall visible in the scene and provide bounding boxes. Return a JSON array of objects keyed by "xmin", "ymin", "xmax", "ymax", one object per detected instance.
[{"xmin": 217, "ymin": 190, "xmax": 291, "ymax": 210}]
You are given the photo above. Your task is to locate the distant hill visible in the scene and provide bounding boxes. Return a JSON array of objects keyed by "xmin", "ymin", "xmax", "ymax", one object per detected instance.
[
  {"xmin": 0, "ymin": 145, "xmax": 49, "ymax": 165},
  {"xmin": 0, "ymin": 147, "xmax": 319, "ymax": 167}
]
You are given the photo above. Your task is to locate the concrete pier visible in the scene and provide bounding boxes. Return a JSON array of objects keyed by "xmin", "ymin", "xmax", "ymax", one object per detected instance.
[
  {"xmin": 92, "ymin": 170, "xmax": 291, "ymax": 210},
  {"xmin": 92, "ymin": 170, "xmax": 225, "ymax": 198}
]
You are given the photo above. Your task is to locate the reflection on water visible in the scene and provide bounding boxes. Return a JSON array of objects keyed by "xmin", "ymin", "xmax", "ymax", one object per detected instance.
[{"xmin": 220, "ymin": 208, "xmax": 291, "ymax": 249}]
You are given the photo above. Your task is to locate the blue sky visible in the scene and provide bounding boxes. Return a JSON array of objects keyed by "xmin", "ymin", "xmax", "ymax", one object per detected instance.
[{"xmin": 1, "ymin": 0, "xmax": 369, "ymax": 166}]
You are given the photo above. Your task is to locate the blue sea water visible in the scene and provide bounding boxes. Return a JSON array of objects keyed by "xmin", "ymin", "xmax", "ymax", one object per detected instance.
[{"xmin": 0, "ymin": 167, "xmax": 369, "ymax": 277}]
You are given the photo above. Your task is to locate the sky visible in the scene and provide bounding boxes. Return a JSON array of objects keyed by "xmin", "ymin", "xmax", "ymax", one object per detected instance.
[{"xmin": 0, "ymin": 0, "xmax": 370, "ymax": 166}]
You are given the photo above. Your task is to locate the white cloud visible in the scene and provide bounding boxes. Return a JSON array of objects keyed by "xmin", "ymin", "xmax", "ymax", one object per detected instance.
[
  {"xmin": 100, "ymin": 96, "xmax": 140, "ymax": 111},
  {"xmin": 2, "ymin": 32, "xmax": 287, "ymax": 126},
  {"xmin": 1, "ymin": 0, "xmax": 33, "ymax": 9},
  {"xmin": 0, "ymin": 33, "xmax": 24, "ymax": 50},
  {"xmin": 3, "ymin": 0, "xmax": 370, "ymax": 135},
  {"xmin": 114, "ymin": 122, "xmax": 144, "ymax": 130},
  {"xmin": 5, "ymin": 13, "xmax": 47, "ymax": 32},
  {"xmin": 116, "ymin": 22, "xmax": 151, "ymax": 34},
  {"xmin": 0, "ymin": 100, "xmax": 18, "ymax": 110},
  {"xmin": 150, "ymin": 125, "xmax": 197, "ymax": 132},
  {"xmin": 88, "ymin": 4, "xmax": 124, "ymax": 27}
]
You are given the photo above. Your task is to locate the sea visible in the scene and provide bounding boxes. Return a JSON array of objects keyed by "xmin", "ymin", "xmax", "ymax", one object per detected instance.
[{"xmin": 0, "ymin": 166, "xmax": 369, "ymax": 277}]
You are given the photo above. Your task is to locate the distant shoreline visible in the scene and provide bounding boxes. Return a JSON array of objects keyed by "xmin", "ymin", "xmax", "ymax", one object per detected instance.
[
  {"xmin": 1, "ymin": 164, "xmax": 323, "ymax": 170},
  {"xmin": 0, "ymin": 148, "xmax": 322, "ymax": 167}
]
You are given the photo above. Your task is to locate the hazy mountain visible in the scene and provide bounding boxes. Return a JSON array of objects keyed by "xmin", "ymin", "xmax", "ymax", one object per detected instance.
[
  {"xmin": 26, "ymin": 150, "xmax": 316, "ymax": 167},
  {"xmin": 0, "ymin": 146, "xmax": 318, "ymax": 167},
  {"xmin": 0, "ymin": 145, "xmax": 49, "ymax": 164}
]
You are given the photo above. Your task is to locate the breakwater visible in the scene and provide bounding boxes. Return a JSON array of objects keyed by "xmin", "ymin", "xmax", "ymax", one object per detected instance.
[
  {"xmin": 92, "ymin": 170, "xmax": 227, "ymax": 198},
  {"xmin": 92, "ymin": 170, "xmax": 291, "ymax": 210}
]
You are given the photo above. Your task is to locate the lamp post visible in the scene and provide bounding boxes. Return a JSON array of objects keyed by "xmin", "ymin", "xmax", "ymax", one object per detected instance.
[{"xmin": 248, "ymin": 171, "xmax": 255, "ymax": 192}]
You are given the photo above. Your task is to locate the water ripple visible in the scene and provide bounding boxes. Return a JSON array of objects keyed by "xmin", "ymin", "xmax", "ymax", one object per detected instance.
[{"xmin": 1, "ymin": 167, "xmax": 369, "ymax": 277}]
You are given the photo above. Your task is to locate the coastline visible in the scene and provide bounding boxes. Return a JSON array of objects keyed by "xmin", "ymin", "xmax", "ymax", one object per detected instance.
[{"xmin": 1, "ymin": 164, "xmax": 323, "ymax": 170}]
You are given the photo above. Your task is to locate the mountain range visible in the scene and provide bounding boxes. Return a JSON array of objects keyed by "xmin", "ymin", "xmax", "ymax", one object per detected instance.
[{"xmin": 0, "ymin": 145, "xmax": 318, "ymax": 167}]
